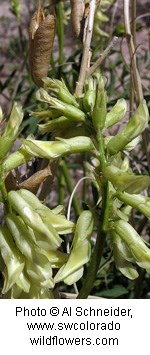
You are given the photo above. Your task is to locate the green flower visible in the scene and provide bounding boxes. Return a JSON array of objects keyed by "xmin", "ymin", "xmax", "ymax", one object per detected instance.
[
  {"xmin": 113, "ymin": 220, "xmax": 150, "ymax": 273},
  {"xmin": 54, "ymin": 211, "xmax": 94, "ymax": 285}
]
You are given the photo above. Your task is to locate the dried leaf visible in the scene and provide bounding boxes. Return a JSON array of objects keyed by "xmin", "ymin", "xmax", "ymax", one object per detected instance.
[
  {"xmin": 18, "ymin": 165, "xmax": 52, "ymax": 193},
  {"xmin": 29, "ymin": 6, "xmax": 56, "ymax": 87}
]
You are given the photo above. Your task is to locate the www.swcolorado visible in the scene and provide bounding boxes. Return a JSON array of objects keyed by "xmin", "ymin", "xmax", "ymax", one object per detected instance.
[{"xmin": 27, "ymin": 321, "xmax": 121, "ymax": 331}]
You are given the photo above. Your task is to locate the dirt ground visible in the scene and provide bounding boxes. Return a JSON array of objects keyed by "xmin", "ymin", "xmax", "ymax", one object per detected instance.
[
  {"xmin": 0, "ymin": 0, "xmax": 149, "ymax": 61},
  {"xmin": 0, "ymin": 0, "xmax": 149, "ymax": 112}
]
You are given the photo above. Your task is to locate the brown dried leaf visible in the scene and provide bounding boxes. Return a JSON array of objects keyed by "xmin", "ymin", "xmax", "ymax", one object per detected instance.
[{"xmin": 18, "ymin": 165, "xmax": 52, "ymax": 193}]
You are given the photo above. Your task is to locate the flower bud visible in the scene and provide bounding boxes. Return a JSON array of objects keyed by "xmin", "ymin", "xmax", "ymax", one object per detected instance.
[
  {"xmin": 103, "ymin": 165, "xmax": 150, "ymax": 193},
  {"xmin": 22, "ymin": 136, "xmax": 95, "ymax": 159},
  {"xmin": 116, "ymin": 191, "xmax": 150, "ymax": 218},
  {"xmin": 2, "ymin": 147, "xmax": 32, "ymax": 173},
  {"xmin": 38, "ymin": 116, "xmax": 74, "ymax": 134},
  {"xmin": 36, "ymin": 88, "xmax": 86, "ymax": 122},
  {"xmin": 105, "ymin": 98, "xmax": 127, "ymax": 129},
  {"xmin": 43, "ymin": 78, "xmax": 79, "ymax": 107},
  {"xmin": 107, "ymin": 100, "xmax": 148, "ymax": 155},
  {"xmin": 0, "ymin": 102, "xmax": 23, "ymax": 159},
  {"xmin": 83, "ymin": 77, "xmax": 97, "ymax": 113},
  {"xmin": 30, "ymin": 110, "xmax": 57, "ymax": 120},
  {"xmin": 92, "ymin": 76, "xmax": 107, "ymax": 130}
]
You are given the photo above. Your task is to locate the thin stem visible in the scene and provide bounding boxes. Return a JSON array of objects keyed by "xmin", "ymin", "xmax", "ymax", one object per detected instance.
[
  {"xmin": 75, "ymin": 0, "xmax": 97, "ymax": 97},
  {"xmin": 98, "ymin": 254, "xmax": 113, "ymax": 274},
  {"xmin": 134, "ymin": 267, "xmax": 145, "ymax": 298},
  {"xmin": 82, "ymin": 159, "xmax": 87, "ymax": 202},
  {"xmin": 56, "ymin": 1, "xmax": 64, "ymax": 77},
  {"xmin": 88, "ymin": 36, "xmax": 119, "ymax": 77},
  {"xmin": 123, "ymin": 0, "xmax": 143, "ymax": 103},
  {"xmin": 96, "ymin": 129, "xmax": 106, "ymax": 170},
  {"xmin": 109, "ymin": 0, "xmax": 119, "ymax": 39},
  {"xmin": 123, "ymin": 0, "xmax": 150, "ymax": 172},
  {"xmin": 129, "ymin": 0, "xmax": 137, "ymax": 115},
  {"xmin": 59, "ymin": 160, "xmax": 82, "ymax": 217},
  {"xmin": 131, "ymin": 0, "xmax": 137, "ymax": 47},
  {"xmin": 0, "ymin": 176, "xmax": 11, "ymax": 213},
  {"xmin": 77, "ymin": 181, "xmax": 109, "ymax": 298},
  {"xmin": 67, "ymin": 176, "xmax": 93, "ymax": 220},
  {"xmin": 58, "ymin": 168, "xmax": 65, "ymax": 205}
]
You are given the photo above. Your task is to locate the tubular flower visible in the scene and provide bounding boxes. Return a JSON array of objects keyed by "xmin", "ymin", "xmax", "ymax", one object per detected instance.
[
  {"xmin": 113, "ymin": 220, "xmax": 150, "ymax": 273},
  {"xmin": 54, "ymin": 211, "xmax": 94, "ymax": 285}
]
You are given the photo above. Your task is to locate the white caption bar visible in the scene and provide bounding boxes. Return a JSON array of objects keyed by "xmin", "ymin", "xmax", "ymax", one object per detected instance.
[{"xmin": 0, "ymin": 299, "xmax": 149, "ymax": 355}]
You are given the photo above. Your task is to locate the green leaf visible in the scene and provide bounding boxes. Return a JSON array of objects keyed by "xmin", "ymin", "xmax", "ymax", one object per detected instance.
[{"xmin": 96, "ymin": 285, "xmax": 128, "ymax": 298}]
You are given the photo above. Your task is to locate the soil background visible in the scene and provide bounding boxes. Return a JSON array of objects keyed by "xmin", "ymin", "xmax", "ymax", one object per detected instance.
[{"xmin": 0, "ymin": 0, "xmax": 149, "ymax": 113}]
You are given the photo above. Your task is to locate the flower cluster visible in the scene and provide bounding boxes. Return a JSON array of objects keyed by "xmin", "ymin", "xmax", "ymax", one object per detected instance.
[{"xmin": 0, "ymin": 188, "xmax": 94, "ymax": 298}]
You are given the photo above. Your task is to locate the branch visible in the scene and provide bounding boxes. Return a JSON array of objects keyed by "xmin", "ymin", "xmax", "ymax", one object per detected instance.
[
  {"xmin": 87, "ymin": 36, "xmax": 118, "ymax": 77},
  {"xmin": 123, "ymin": 0, "xmax": 150, "ymax": 172},
  {"xmin": 75, "ymin": 0, "xmax": 97, "ymax": 97},
  {"xmin": 123, "ymin": 0, "xmax": 143, "ymax": 103}
]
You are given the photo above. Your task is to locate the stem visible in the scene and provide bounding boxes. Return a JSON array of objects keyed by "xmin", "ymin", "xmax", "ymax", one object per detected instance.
[
  {"xmin": 77, "ymin": 111, "xmax": 110, "ymax": 298},
  {"xmin": 131, "ymin": 0, "xmax": 137, "ymax": 47},
  {"xmin": 75, "ymin": 0, "xmax": 97, "ymax": 97},
  {"xmin": 133, "ymin": 268, "xmax": 145, "ymax": 298},
  {"xmin": 59, "ymin": 160, "xmax": 82, "ymax": 217},
  {"xmin": 56, "ymin": 1, "xmax": 64, "ymax": 77},
  {"xmin": 18, "ymin": 22, "xmax": 25, "ymax": 54},
  {"xmin": 77, "ymin": 181, "xmax": 109, "ymax": 298},
  {"xmin": 87, "ymin": 36, "xmax": 119, "ymax": 77},
  {"xmin": 96, "ymin": 129, "xmax": 106, "ymax": 170},
  {"xmin": 67, "ymin": 176, "xmax": 93, "ymax": 220},
  {"xmin": 123, "ymin": 0, "xmax": 143, "ymax": 103},
  {"xmin": 0, "ymin": 176, "xmax": 11, "ymax": 213},
  {"xmin": 109, "ymin": 0, "xmax": 119, "ymax": 39},
  {"xmin": 129, "ymin": 0, "xmax": 136, "ymax": 116},
  {"xmin": 123, "ymin": 0, "xmax": 150, "ymax": 172},
  {"xmin": 58, "ymin": 167, "xmax": 65, "ymax": 205}
]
